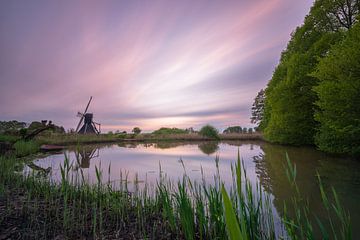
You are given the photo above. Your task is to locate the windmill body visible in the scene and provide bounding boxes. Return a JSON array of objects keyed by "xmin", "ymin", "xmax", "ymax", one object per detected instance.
[{"xmin": 76, "ymin": 97, "xmax": 101, "ymax": 134}]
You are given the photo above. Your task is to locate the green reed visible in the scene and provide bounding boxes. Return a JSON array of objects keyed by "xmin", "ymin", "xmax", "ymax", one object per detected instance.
[{"xmin": 0, "ymin": 151, "xmax": 352, "ymax": 239}]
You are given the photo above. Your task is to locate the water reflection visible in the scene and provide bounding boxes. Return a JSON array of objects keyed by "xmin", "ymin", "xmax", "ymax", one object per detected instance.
[
  {"xmin": 29, "ymin": 141, "xmax": 360, "ymax": 237},
  {"xmin": 72, "ymin": 145, "xmax": 99, "ymax": 169},
  {"xmin": 254, "ymin": 143, "xmax": 360, "ymax": 238},
  {"xmin": 198, "ymin": 142, "xmax": 219, "ymax": 155}
]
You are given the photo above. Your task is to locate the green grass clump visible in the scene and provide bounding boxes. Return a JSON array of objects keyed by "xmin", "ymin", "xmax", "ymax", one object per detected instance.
[{"xmin": 13, "ymin": 140, "xmax": 39, "ymax": 157}]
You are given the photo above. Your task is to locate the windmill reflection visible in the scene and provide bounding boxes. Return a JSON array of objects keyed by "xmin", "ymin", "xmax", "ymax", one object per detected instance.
[{"xmin": 74, "ymin": 146, "xmax": 99, "ymax": 169}]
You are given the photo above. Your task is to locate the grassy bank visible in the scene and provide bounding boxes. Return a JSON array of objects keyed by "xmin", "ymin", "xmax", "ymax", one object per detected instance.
[
  {"xmin": 32, "ymin": 132, "xmax": 263, "ymax": 146},
  {"xmin": 0, "ymin": 151, "xmax": 351, "ymax": 239}
]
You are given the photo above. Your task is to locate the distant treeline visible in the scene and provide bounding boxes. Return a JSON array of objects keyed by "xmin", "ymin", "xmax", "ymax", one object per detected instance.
[
  {"xmin": 0, "ymin": 120, "xmax": 65, "ymax": 136},
  {"xmin": 253, "ymin": 0, "xmax": 360, "ymax": 156}
]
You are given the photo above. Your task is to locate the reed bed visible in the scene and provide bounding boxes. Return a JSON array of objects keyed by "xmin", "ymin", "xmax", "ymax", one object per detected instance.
[{"xmin": 0, "ymin": 152, "xmax": 351, "ymax": 239}]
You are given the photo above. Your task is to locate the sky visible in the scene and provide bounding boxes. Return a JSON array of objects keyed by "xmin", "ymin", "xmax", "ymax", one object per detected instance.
[{"xmin": 0, "ymin": 0, "xmax": 314, "ymax": 132}]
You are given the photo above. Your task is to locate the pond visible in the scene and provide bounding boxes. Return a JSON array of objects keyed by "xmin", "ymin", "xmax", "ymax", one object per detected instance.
[{"xmin": 28, "ymin": 140, "xmax": 360, "ymax": 238}]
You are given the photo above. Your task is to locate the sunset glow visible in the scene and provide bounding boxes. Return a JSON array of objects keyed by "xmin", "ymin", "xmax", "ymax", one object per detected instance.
[{"xmin": 0, "ymin": 0, "xmax": 313, "ymax": 132}]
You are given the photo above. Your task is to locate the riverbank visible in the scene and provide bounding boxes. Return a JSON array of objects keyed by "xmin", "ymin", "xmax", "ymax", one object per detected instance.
[
  {"xmin": 33, "ymin": 132, "xmax": 264, "ymax": 146},
  {"xmin": 0, "ymin": 143, "xmax": 353, "ymax": 239}
]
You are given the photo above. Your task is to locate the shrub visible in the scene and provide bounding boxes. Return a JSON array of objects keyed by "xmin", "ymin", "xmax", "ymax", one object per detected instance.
[
  {"xmin": 199, "ymin": 125, "xmax": 219, "ymax": 139},
  {"xmin": 132, "ymin": 127, "xmax": 141, "ymax": 135},
  {"xmin": 152, "ymin": 127, "xmax": 188, "ymax": 135},
  {"xmin": 223, "ymin": 126, "xmax": 242, "ymax": 134}
]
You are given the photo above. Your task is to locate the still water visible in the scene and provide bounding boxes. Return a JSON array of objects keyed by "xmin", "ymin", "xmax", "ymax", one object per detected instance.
[{"xmin": 29, "ymin": 141, "xmax": 360, "ymax": 237}]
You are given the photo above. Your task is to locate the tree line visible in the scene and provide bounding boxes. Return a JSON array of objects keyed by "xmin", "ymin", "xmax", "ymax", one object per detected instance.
[{"xmin": 252, "ymin": 0, "xmax": 360, "ymax": 156}]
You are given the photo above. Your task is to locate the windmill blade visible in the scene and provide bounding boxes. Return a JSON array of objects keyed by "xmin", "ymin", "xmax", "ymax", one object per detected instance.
[
  {"xmin": 75, "ymin": 96, "xmax": 92, "ymax": 133},
  {"xmin": 75, "ymin": 116, "xmax": 84, "ymax": 132},
  {"xmin": 83, "ymin": 96, "xmax": 93, "ymax": 114}
]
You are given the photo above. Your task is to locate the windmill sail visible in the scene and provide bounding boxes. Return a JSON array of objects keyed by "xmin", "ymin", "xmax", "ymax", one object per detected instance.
[{"xmin": 75, "ymin": 97, "xmax": 100, "ymax": 134}]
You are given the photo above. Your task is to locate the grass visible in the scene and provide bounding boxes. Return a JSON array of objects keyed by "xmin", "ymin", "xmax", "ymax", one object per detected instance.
[
  {"xmin": 0, "ymin": 132, "xmax": 263, "ymax": 152},
  {"xmin": 33, "ymin": 132, "xmax": 263, "ymax": 145},
  {"xmin": 13, "ymin": 140, "xmax": 40, "ymax": 157},
  {"xmin": 0, "ymin": 151, "xmax": 351, "ymax": 239},
  {"xmin": 0, "ymin": 134, "xmax": 19, "ymax": 143}
]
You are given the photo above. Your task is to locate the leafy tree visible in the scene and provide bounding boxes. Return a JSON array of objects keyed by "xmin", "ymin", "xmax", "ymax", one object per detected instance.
[
  {"xmin": 0, "ymin": 120, "xmax": 27, "ymax": 134},
  {"xmin": 260, "ymin": 0, "xmax": 354, "ymax": 145},
  {"xmin": 312, "ymin": 22, "xmax": 360, "ymax": 155},
  {"xmin": 251, "ymin": 89, "xmax": 265, "ymax": 128},
  {"xmin": 132, "ymin": 127, "xmax": 141, "ymax": 135},
  {"xmin": 223, "ymin": 126, "xmax": 242, "ymax": 134},
  {"xmin": 199, "ymin": 125, "xmax": 219, "ymax": 139},
  {"xmin": 19, "ymin": 128, "xmax": 27, "ymax": 138}
]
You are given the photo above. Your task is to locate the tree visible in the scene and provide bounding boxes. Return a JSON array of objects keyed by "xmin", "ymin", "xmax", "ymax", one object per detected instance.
[
  {"xmin": 223, "ymin": 126, "xmax": 242, "ymax": 134},
  {"xmin": 132, "ymin": 127, "xmax": 141, "ymax": 135},
  {"xmin": 312, "ymin": 22, "xmax": 360, "ymax": 155},
  {"xmin": 261, "ymin": 0, "xmax": 352, "ymax": 145},
  {"xmin": 251, "ymin": 89, "xmax": 265, "ymax": 128},
  {"xmin": 199, "ymin": 125, "xmax": 219, "ymax": 139}
]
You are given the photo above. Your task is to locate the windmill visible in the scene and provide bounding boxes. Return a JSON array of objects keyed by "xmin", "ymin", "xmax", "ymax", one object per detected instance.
[{"xmin": 75, "ymin": 96, "xmax": 101, "ymax": 134}]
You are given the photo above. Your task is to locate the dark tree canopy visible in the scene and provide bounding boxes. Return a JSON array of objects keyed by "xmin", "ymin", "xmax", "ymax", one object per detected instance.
[
  {"xmin": 132, "ymin": 127, "xmax": 141, "ymax": 135},
  {"xmin": 223, "ymin": 126, "xmax": 242, "ymax": 134}
]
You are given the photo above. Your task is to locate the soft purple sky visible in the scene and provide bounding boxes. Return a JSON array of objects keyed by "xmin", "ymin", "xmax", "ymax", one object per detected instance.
[{"xmin": 0, "ymin": 0, "xmax": 313, "ymax": 132}]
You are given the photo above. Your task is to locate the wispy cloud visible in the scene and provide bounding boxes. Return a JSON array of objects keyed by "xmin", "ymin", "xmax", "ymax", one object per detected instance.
[{"xmin": 0, "ymin": 0, "xmax": 313, "ymax": 131}]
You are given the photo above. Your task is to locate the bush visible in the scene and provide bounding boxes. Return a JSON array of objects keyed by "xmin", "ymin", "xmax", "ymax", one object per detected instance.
[
  {"xmin": 152, "ymin": 127, "xmax": 188, "ymax": 135},
  {"xmin": 199, "ymin": 125, "xmax": 219, "ymax": 139},
  {"xmin": 223, "ymin": 126, "xmax": 242, "ymax": 134},
  {"xmin": 132, "ymin": 127, "xmax": 141, "ymax": 135}
]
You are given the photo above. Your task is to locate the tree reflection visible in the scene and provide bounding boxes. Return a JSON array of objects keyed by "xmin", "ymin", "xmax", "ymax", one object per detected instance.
[
  {"xmin": 198, "ymin": 142, "xmax": 219, "ymax": 155},
  {"xmin": 253, "ymin": 143, "xmax": 360, "ymax": 238}
]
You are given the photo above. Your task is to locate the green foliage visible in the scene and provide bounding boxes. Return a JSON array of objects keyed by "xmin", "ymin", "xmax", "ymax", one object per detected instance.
[
  {"xmin": 260, "ymin": 0, "xmax": 357, "ymax": 146},
  {"xmin": 312, "ymin": 22, "xmax": 360, "ymax": 156},
  {"xmin": 199, "ymin": 124, "xmax": 219, "ymax": 139},
  {"xmin": 250, "ymin": 89, "xmax": 265, "ymax": 128},
  {"xmin": 0, "ymin": 120, "xmax": 26, "ymax": 134},
  {"xmin": 0, "ymin": 134, "xmax": 19, "ymax": 143},
  {"xmin": 0, "ymin": 153, "xmax": 352, "ymax": 239},
  {"xmin": 223, "ymin": 126, "xmax": 242, "ymax": 134},
  {"xmin": 13, "ymin": 140, "xmax": 39, "ymax": 157},
  {"xmin": 152, "ymin": 127, "xmax": 188, "ymax": 135},
  {"xmin": 132, "ymin": 127, "xmax": 141, "ymax": 135},
  {"xmin": 221, "ymin": 185, "xmax": 244, "ymax": 240},
  {"xmin": 19, "ymin": 128, "xmax": 27, "ymax": 137}
]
